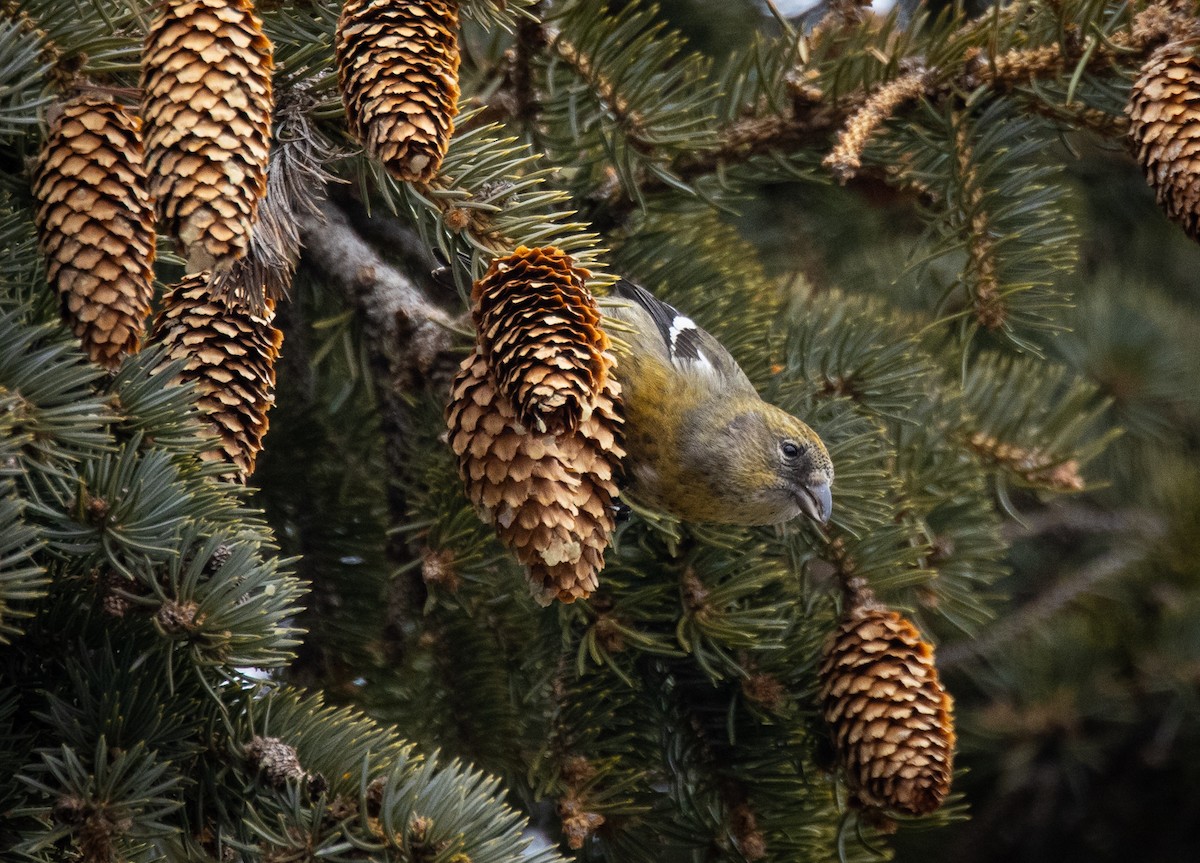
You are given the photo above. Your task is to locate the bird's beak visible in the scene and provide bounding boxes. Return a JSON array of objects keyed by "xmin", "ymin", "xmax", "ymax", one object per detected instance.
[{"xmin": 797, "ymin": 480, "xmax": 832, "ymax": 525}]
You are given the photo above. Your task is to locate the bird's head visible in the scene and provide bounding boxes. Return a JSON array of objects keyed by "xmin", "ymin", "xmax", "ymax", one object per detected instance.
[
  {"xmin": 695, "ymin": 404, "xmax": 834, "ymax": 526},
  {"xmin": 761, "ymin": 408, "xmax": 833, "ymax": 525}
]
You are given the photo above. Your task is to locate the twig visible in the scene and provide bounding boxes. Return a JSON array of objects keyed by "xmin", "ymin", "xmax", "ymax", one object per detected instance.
[
  {"xmin": 823, "ymin": 68, "xmax": 930, "ymax": 183},
  {"xmin": 966, "ymin": 429, "xmax": 1083, "ymax": 490},
  {"xmin": 299, "ymin": 200, "xmax": 463, "ymax": 391},
  {"xmin": 481, "ymin": 6, "xmax": 548, "ymax": 142},
  {"xmin": 950, "ymin": 121, "xmax": 1007, "ymax": 332},
  {"xmin": 1017, "ymin": 94, "xmax": 1130, "ymax": 137},
  {"xmin": 545, "ymin": 25, "xmax": 651, "ymax": 152},
  {"xmin": 511, "ymin": 8, "xmax": 547, "ymax": 127}
]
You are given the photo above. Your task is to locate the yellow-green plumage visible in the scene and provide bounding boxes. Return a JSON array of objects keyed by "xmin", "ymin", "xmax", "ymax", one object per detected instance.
[{"xmin": 601, "ymin": 280, "xmax": 833, "ymax": 526}]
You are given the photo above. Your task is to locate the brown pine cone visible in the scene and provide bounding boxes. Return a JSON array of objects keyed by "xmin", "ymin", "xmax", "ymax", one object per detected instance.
[
  {"xmin": 1127, "ymin": 39, "xmax": 1200, "ymax": 242},
  {"xmin": 32, "ymin": 96, "xmax": 156, "ymax": 369},
  {"xmin": 335, "ymin": 0, "xmax": 461, "ymax": 183},
  {"xmin": 151, "ymin": 273, "xmax": 283, "ymax": 481},
  {"xmin": 473, "ymin": 247, "xmax": 613, "ymax": 435},
  {"xmin": 446, "ymin": 349, "xmax": 624, "ymax": 605},
  {"xmin": 141, "ymin": 0, "xmax": 273, "ymax": 270},
  {"xmin": 818, "ymin": 603, "xmax": 955, "ymax": 816}
]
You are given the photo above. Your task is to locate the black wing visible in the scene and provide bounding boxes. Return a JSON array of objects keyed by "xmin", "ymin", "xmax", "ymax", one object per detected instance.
[{"xmin": 610, "ymin": 279, "xmax": 707, "ymax": 365}]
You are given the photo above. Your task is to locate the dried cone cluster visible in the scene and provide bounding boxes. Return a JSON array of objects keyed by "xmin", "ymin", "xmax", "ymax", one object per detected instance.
[
  {"xmin": 818, "ymin": 601, "xmax": 955, "ymax": 816},
  {"xmin": 336, "ymin": 0, "xmax": 461, "ymax": 183},
  {"xmin": 141, "ymin": 0, "xmax": 273, "ymax": 270},
  {"xmin": 446, "ymin": 349, "xmax": 624, "ymax": 605},
  {"xmin": 152, "ymin": 273, "xmax": 283, "ymax": 481},
  {"xmin": 32, "ymin": 96, "xmax": 156, "ymax": 369},
  {"xmin": 473, "ymin": 247, "xmax": 613, "ymax": 435},
  {"xmin": 1127, "ymin": 39, "xmax": 1200, "ymax": 243}
]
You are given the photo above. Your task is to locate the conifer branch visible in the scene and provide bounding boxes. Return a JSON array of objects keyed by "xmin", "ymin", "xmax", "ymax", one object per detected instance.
[
  {"xmin": 966, "ymin": 431, "xmax": 1085, "ymax": 492},
  {"xmin": 0, "ymin": 1, "xmax": 69, "ymax": 88},
  {"xmin": 298, "ymin": 199, "xmax": 465, "ymax": 638},
  {"xmin": 545, "ymin": 26, "xmax": 651, "ymax": 152},
  {"xmin": 952, "ymin": 122, "xmax": 1006, "ymax": 332},
  {"xmin": 585, "ymin": 1, "xmax": 1186, "ymax": 212},
  {"xmin": 823, "ymin": 67, "xmax": 930, "ymax": 183}
]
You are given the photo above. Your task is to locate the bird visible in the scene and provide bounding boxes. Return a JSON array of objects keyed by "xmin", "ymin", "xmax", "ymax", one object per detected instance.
[{"xmin": 601, "ymin": 279, "xmax": 833, "ymax": 527}]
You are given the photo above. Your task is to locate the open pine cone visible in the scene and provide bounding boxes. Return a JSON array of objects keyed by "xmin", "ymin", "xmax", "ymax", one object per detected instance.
[
  {"xmin": 446, "ymin": 349, "xmax": 623, "ymax": 605},
  {"xmin": 1127, "ymin": 39, "xmax": 1200, "ymax": 243},
  {"xmin": 336, "ymin": 0, "xmax": 461, "ymax": 183},
  {"xmin": 151, "ymin": 273, "xmax": 283, "ymax": 481},
  {"xmin": 32, "ymin": 96, "xmax": 156, "ymax": 369},
  {"xmin": 141, "ymin": 0, "xmax": 273, "ymax": 269},
  {"xmin": 818, "ymin": 602, "xmax": 955, "ymax": 816},
  {"xmin": 473, "ymin": 246, "xmax": 612, "ymax": 436}
]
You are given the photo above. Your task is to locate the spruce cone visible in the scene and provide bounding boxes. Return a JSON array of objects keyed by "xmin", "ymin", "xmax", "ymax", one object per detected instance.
[
  {"xmin": 245, "ymin": 736, "xmax": 303, "ymax": 787},
  {"xmin": 141, "ymin": 0, "xmax": 273, "ymax": 269},
  {"xmin": 1127, "ymin": 40, "xmax": 1200, "ymax": 242},
  {"xmin": 473, "ymin": 247, "xmax": 612, "ymax": 435},
  {"xmin": 335, "ymin": 0, "xmax": 461, "ymax": 183},
  {"xmin": 818, "ymin": 604, "xmax": 955, "ymax": 816},
  {"xmin": 32, "ymin": 96, "xmax": 156, "ymax": 369},
  {"xmin": 151, "ymin": 273, "xmax": 282, "ymax": 480},
  {"xmin": 446, "ymin": 349, "xmax": 623, "ymax": 605}
]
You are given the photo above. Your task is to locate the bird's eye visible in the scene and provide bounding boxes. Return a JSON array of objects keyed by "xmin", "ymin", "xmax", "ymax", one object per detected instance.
[{"xmin": 781, "ymin": 440, "xmax": 801, "ymax": 460}]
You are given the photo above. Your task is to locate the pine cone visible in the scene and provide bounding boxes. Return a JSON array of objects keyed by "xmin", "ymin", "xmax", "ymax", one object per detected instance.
[
  {"xmin": 335, "ymin": 0, "xmax": 461, "ymax": 183},
  {"xmin": 446, "ymin": 349, "xmax": 624, "ymax": 605},
  {"xmin": 1127, "ymin": 39, "xmax": 1200, "ymax": 242},
  {"xmin": 245, "ymin": 736, "xmax": 303, "ymax": 787},
  {"xmin": 32, "ymin": 96, "xmax": 156, "ymax": 369},
  {"xmin": 151, "ymin": 273, "xmax": 282, "ymax": 481},
  {"xmin": 141, "ymin": 0, "xmax": 273, "ymax": 269},
  {"xmin": 473, "ymin": 247, "xmax": 612, "ymax": 435},
  {"xmin": 818, "ymin": 604, "xmax": 955, "ymax": 816}
]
